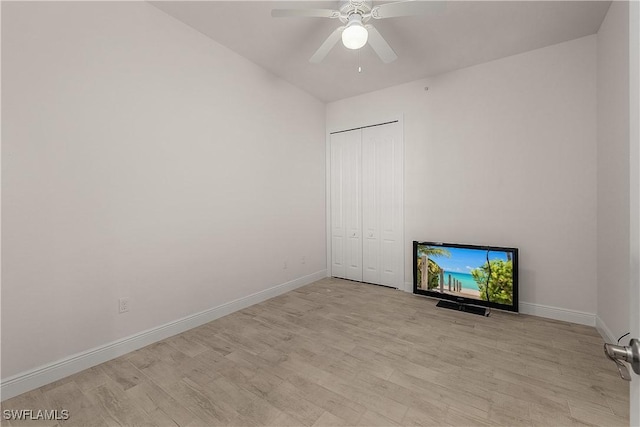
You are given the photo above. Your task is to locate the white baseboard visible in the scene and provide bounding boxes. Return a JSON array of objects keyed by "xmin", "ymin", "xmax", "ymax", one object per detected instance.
[
  {"xmin": 519, "ymin": 301, "xmax": 595, "ymax": 326},
  {"xmin": 404, "ymin": 282, "xmax": 597, "ymax": 327},
  {"xmin": 0, "ymin": 270, "xmax": 326, "ymax": 401},
  {"xmin": 595, "ymin": 315, "xmax": 618, "ymax": 343}
]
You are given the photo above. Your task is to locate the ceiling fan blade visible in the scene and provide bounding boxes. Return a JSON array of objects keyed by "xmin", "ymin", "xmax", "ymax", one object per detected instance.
[
  {"xmin": 366, "ymin": 26, "xmax": 398, "ymax": 63},
  {"xmin": 271, "ymin": 8, "xmax": 339, "ymax": 18},
  {"xmin": 310, "ymin": 26, "xmax": 345, "ymax": 63},
  {"xmin": 371, "ymin": 0, "xmax": 440, "ymax": 19}
]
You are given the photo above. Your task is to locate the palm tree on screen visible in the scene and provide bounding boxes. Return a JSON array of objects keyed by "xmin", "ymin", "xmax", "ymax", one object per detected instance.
[{"xmin": 417, "ymin": 246, "xmax": 450, "ymax": 289}]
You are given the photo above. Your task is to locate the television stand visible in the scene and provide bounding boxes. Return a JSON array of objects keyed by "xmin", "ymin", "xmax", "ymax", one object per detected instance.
[{"xmin": 436, "ymin": 299, "xmax": 490, "ymax": 317}]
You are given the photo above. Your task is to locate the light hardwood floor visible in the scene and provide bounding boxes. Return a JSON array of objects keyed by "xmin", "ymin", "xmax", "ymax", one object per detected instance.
[{"xmin": 1, "ymin": 278, "xmax": 630, "ymax": 426}]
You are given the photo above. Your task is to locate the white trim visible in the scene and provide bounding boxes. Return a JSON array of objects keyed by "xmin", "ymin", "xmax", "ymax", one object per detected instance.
[
  {"xmin": 397, "ymin": 116, "xmax": 407, "ymax": 292},
  {"xmin": 519, "ymin": 301, "xmax": 595, "ymax": 326},
  {"xmin": 595, "ymin": 315, "xmax": 617, "ymax": 343},
  {"xmin": 0, "ymin": 270, "xmax": 326, "ymax": 401},
  {"xmin": 403, "ymin": 287, "xmax": 597, "ymax": 327},
  {"xmin": 325, "ymin": 129, "xmax": 332, "ymax": 279},
  {"xmin": 629, "ymin": 1, "xmax": 640, "ymax": 426}
]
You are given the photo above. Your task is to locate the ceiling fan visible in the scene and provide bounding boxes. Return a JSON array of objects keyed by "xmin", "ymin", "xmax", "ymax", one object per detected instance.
[{"xmin": 271, "ymin": 0, "xmax": 434, "ymax": 64}]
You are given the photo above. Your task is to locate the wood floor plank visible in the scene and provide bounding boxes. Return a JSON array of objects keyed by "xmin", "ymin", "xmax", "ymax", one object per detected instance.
[
  {"xmin": 232, "ymin": 394, "xmax": 285, "ymax": 426},
  {"xmin": 444, "ymin": 407, "xmax": 494, "ymax": 427},
  {"xmin": 316, "ymin": 373, "xmax": 410, "ymax": 423},
  {"xmin": 125, "ymin": 380, "xmax": 200, "ymax": 426},
  {"xmin": 84, "ymin": 379, "xmax": 155, "ymax": 426},
  {"xmin": 569, "ymin": 402, "xmax": 629, "ymax": 427},
  {"xmin": 354, "ymin": 370, "xmax": 448, "ymax": 419},
  {"xmin": 99, "ymin": 358, "xmax": 145, "ymax": 392},
  {"xmin": 285, "ymin": 373, "xmax": 366, "ymax": 424},
  {"xmin": 163, "ymin": 378, "xmax": 232, "ymax": 426},
  {"xmin": 260, "ymin": 380, "xmax": 325, "ymax": 426},
  {"xmin": 43, "ymin": 381, "xmax": 96, "ymax": 417},
  {"xmin": 311, "ymin": 411, "xmax": 349, "ymax": 426},
  {"xmin": 65, "ymin": 367, "xmax": 110, "ymax": 394},
  {"xmin": 356, "ymin": 409, "xmax": 402, "ymax": 426},
  {"xmin": 402, "ymin": 404, "xmax": 449, "ymax": 426},
  {"xmin": 164, "ymin": 334, "xmax": 209, "ymax": 359},
  {"xmin": 386, "ymin": 369, "xmax": 492, "ymax": 420}
]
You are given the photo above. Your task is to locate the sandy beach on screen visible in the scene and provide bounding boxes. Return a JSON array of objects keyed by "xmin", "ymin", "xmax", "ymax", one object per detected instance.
[
  {"xmin": 418, "ymin": 284, "xmax": 482, "ymax": 298},
  {"xmin": 442, "ymin": 288, "xmax": 481, "ymax": 298}
]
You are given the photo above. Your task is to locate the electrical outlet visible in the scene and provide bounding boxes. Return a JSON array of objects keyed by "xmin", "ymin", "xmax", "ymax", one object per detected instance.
[
  {"xmin": 119, "ymin": 297, "xmax": 130, "ymax": 313},
  {"xmin": 301, "ymin": 256, "xmax": 306, "ymax": 264}
]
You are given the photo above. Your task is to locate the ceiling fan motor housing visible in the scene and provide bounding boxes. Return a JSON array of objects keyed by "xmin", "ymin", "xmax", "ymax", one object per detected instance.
[{"xmin": 338, "ymin": 0, "xmax": 373, "ymax": 23}]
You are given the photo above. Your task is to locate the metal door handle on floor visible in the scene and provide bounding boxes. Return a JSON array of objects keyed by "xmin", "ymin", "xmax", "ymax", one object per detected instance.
[{"xmin": 604, "ymin": 338, "xmax": 640, "ymax": 381}]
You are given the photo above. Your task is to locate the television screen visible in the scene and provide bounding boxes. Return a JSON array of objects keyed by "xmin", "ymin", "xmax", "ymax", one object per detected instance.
[{"xmin": 413, "ymin": 241, "xmax": 519, "ymax": 313}]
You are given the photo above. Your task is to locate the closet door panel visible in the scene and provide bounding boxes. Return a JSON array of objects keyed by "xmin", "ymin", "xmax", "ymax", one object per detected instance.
[
  {"xmin": 330, "ymin": 133, "xmax": 347, "ymax": 279},
  {"xmin": 330, "ymin": 130, "xmax": 362, "ymax": 282},
  {"xmin": 379, "ymin": 125, "xmax": 400, "ymax": 287},
  {"xmin": 363, "ymin": 123, "xmax": 403, "ymax": 288},
  {"xmin": 344, "ymin": 130, "xmax": 362, "ymax": 282},
  {"xmin": 362, "ymin": 129, "xmax": 380, "ymax": 284}
]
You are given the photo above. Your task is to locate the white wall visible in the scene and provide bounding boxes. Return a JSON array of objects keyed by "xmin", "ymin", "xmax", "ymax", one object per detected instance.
[
  {"xmin": 596, "ymin": 1, "xmax": 630, "ymax": 341},
  {"xmin": 327, "ymin": 36, "xmax": 598, "ymax": 316},
  {"xmin": 1, "ymin": 2, "xmax": 326, "ymax": 381}
]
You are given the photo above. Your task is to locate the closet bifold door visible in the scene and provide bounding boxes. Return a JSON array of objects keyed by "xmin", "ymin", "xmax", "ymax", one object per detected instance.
[
  {"xmin": 362, "ymin": 122, "xmax": 403, "ymax": 287},
  {"xmin": 330, "ymin": 130, "xmax": 362, "ymax": 281}
]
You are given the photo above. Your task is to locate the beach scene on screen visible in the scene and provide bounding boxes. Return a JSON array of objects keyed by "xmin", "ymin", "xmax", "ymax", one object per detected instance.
[{"xmin": 416, "ymin": 244, "xmax": 514, "ymax": 305}]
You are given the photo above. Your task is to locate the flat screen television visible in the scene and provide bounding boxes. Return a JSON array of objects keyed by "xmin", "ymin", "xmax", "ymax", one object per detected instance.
[{"xmin": 413, "ymin": 241, "xmax": 519, "ymax": 315}]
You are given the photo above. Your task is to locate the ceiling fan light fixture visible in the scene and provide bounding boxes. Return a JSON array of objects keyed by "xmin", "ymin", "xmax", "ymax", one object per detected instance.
[{"xmin": 341, "ymin": 14, "xmax": 368, "ymax": 49}]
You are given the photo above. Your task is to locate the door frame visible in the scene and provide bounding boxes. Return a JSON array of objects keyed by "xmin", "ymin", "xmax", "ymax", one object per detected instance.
[
  {"xmin": 629, "ymin": 0, "xmax": 639, "ymax": 424},
  {"xmin": 325, "ymin": 115, "xmax": 407, "ymax": 291}
]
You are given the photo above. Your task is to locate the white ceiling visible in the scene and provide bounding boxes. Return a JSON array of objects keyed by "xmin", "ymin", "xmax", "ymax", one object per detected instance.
[{"xmin": 151, "ymin": 1, "xmax": 611, "ymax": 102}]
